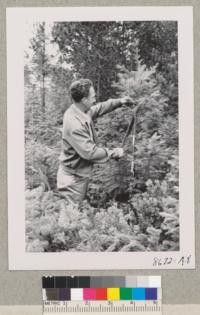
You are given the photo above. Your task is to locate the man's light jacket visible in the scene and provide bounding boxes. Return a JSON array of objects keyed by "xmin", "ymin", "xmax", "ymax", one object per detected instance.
[{"xmin": 59, "ymin": 99, "xmax": 122, "ymax": 177}]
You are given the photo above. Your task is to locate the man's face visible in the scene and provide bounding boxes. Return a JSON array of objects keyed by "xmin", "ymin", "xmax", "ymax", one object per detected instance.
[{"xmin": 83, "ymin": 86, "xmax": 96, "ymax": 112}]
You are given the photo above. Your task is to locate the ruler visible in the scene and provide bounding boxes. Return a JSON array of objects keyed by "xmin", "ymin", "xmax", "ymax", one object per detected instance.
[{"xmin": 43, "ymin": 300, "xmax": 162, "ymax": 314}]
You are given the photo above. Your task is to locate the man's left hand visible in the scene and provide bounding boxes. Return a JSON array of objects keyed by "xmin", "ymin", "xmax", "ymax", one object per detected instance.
[{"xmin": 120, "ymin": 96, "xmax": 135, "ymax": 106}]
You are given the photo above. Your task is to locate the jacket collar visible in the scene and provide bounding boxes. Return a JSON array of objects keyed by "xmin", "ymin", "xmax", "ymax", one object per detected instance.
[{"xmin": 70, "ymin": 103, "xmax": 91, "ymax": 123}]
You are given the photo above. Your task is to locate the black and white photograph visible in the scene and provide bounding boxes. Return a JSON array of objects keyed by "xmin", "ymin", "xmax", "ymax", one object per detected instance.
[{"xmin": 7, "ymin": 7, "xmax": 194, "ymax": 269}]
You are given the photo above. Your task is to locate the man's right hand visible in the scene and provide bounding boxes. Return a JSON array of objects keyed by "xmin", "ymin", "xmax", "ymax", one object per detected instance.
[{"xmin": 107, "ymin": 147, "xmax": 124, "ymax": 159}]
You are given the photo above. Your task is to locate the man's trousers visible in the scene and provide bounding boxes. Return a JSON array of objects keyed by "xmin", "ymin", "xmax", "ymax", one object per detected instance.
[{"xmin": 57, "ymin": 165, "xmax": 89, "ymax": 205}]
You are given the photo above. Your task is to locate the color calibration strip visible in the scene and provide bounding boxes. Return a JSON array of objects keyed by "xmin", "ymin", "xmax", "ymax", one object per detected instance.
[{"xmin": 42, "ymin": 276, "xmax": 162, "ymax": 314}]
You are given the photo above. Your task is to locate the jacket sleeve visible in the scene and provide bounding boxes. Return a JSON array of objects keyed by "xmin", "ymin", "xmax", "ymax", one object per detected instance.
[
  {"xmin": 64, "ymin": 125, "xmax": 107, "ymax": 161},
  {"xmin": 89, "ymin": 98, "xmax": 122, "ymax": 120}
]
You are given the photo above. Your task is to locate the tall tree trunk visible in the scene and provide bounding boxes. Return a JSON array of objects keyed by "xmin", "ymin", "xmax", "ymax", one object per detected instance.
[
  {"xmin": 42, "ymin": 72, "xmax": 45, "ymax": 112},
  {"xmin": 41, "ymin": 23, "xmax": 46, "ymax": 112},
  {"xmin": 97, "ymin": 56, "xmax": 101, "ymax": 100}
]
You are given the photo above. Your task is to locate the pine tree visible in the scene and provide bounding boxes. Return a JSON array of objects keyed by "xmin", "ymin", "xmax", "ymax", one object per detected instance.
[
  {"xmin": 30, "ymin": 22, "xmax": 51, "ymax": 112},
  {"xmin": 52, "ymin": 21, "xmax": 139, "ymax": 100},
  {"xmin": 48, "ymin": 63, "xmax": 73, "ymax": 125}
]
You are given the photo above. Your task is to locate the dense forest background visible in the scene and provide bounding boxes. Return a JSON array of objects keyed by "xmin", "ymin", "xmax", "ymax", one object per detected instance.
[{"xmin": 25, "ymin": 21, "xmax": 179, "ymax": 252}]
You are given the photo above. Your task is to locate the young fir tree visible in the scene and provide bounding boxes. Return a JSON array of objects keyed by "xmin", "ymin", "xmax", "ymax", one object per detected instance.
[{"xmin": 89, "ymin": 40, "xmax": 172, "ymax": 206}]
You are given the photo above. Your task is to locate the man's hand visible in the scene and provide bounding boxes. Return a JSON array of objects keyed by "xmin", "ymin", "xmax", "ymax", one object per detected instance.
[
  {"xmin": 120, "ymin": 96, "xmax": 134, "ymax": 106},
  {"xmin": 107, "ymin": 148, "xmax": 124, "ymax": 159}
]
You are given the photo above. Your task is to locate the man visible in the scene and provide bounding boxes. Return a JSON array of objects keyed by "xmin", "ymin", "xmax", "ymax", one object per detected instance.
[{"xmin": 57, "ymin": 78, "xmax": 134, "ymax": 206}]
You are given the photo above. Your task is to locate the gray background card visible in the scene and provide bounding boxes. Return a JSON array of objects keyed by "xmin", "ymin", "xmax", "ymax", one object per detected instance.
[{"xmin": 0, "ymin": 0, "xmax": 200, "ymax": 306}]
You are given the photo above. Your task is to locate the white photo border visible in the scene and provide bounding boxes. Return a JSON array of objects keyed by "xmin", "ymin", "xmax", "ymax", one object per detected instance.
[{"xmin": 7, "ymin": 6, "xmax": 194, "ymax": 270}]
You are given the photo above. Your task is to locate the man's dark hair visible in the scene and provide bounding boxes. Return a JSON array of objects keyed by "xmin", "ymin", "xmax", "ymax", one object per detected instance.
[{"xmin": 70, "ymin": 79, "xmax": 93, "ymax": 102}]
